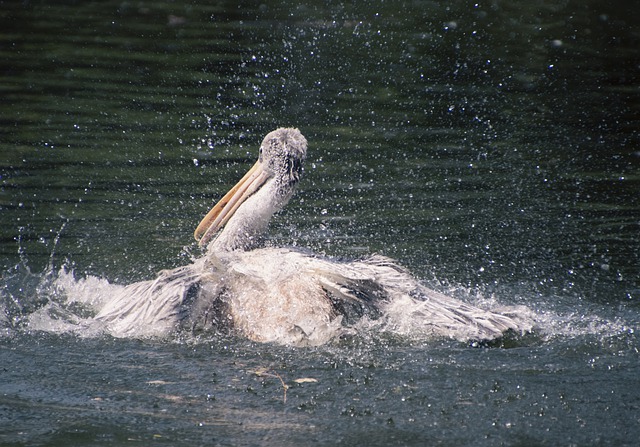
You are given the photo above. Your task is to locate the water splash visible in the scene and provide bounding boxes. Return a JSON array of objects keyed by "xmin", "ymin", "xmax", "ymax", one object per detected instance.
[
  {"xmin": 2, "ymin": 250, "xmax": 635, "ymax": 349},
  {"xmin": 1, "ymin": 221, "xmax": 635, "ymax": 346}
]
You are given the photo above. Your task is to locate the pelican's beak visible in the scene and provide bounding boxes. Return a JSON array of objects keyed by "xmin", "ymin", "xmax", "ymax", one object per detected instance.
[{"xmin": 194, "ymin": 161, "xmax": 269, "ymax": 247}]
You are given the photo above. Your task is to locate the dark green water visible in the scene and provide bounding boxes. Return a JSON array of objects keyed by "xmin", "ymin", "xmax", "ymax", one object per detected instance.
[{"xmin": 1, "ymin": 1, "xmax": 639, "ymax": 445}]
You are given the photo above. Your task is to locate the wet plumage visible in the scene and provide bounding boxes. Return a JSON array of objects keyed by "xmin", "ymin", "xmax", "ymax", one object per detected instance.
[{"xmin": 95, "ymin": 128, "xmax": 532, "ymax": 345}]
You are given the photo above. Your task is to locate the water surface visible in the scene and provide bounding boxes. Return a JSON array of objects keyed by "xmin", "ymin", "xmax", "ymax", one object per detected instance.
[{"xmin": 1, "ymin": 1, "xmax": 639, "ymax": 445}]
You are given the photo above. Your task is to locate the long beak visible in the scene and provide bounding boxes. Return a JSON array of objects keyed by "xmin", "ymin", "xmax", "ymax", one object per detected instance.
[{"xmin": 194, "ymin": 161, "xmax": 269, "ymax": 247}]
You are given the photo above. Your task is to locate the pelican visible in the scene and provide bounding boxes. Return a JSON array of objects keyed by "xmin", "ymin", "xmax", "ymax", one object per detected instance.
[{"xmin": 94, "ymin": 128, "xmax": 532, "ymax": 345}]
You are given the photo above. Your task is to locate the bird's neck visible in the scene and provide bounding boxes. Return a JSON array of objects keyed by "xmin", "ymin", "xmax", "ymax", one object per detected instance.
[{"xmin": 207, "ymin": 180, "xmax": 293, "ymax": 253}]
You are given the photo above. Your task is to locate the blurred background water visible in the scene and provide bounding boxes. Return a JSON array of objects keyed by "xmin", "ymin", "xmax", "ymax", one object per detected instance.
[{"xmin": 1, "ymin": 1, "xmax": 639, "ymax": 445}]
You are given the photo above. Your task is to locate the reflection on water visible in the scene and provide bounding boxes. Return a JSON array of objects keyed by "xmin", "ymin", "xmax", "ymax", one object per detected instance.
[{"xmin": 1, "ymin": 0, "xmax": 639, "ymax": 445}]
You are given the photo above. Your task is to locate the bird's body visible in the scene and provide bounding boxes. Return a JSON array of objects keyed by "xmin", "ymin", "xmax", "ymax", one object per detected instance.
[{"xmin": 94, "ymin": 128, "xmax": 532, "ymax": 345}]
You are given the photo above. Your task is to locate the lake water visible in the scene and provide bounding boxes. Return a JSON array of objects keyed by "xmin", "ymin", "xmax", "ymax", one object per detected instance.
[{"xmin": 1, "ymin": 1, "xmax": 639, "ymax": 445}]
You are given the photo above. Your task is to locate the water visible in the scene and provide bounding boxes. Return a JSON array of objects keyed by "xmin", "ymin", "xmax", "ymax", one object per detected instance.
[{"xmin": 1, "ymin": 0, "xmax": 639, "ymax": 445}]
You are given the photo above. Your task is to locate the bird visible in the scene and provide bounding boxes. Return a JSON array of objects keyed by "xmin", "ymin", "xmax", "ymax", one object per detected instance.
[{"xmin": 93, "ymin": 127, "xmax": 532, "ymax": 345}]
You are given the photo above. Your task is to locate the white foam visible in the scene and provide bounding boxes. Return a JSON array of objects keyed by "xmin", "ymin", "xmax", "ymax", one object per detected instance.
[
  {"xmin": 6, "ymin": 264, "xmax": 636, "ymax": 346},
  {"xmin": 22, "ymin": 268, "xmax": 122, "ymax": 337},
  {"xmin": 52, "ymin": 268, "xmax": 124, "ymax": 310}
]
